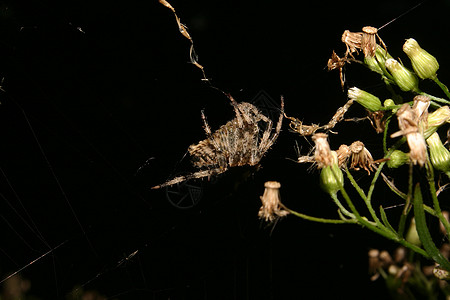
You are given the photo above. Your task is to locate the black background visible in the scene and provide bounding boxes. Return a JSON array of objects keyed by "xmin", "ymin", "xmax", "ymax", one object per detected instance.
[{"xmin": 0, "ymin": 0, "xmax": 448, "ymax": 299}]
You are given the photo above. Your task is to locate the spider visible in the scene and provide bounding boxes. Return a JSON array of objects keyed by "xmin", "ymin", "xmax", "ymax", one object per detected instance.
[{"xmin": 152, "ymin": 94, "xmax": 284, "ymax": 189}]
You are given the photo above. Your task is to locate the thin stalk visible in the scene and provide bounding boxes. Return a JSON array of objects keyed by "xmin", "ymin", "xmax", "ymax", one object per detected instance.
[
  {"xmin": 398, "ymin": 163, "xmax": 413, "ymax": 238},
  {"xmin": 339, "ymin": 183, "xmax": 429, "ymax": 257},
  {"xmin": 413, "ymin": 183, "xmax": 450, "ymax": 269},
  {"xmin": 286, "ymin": 208, "xmax": 353, "ymax": 224},
  {"xmin": 432, "ymin": 76, "xmax": 450, "ymax": 100},
  {"xmin": 345, "ymin": 168, "xmax": 383, "ymax": 226},
  {"xmin": 426, "ymin": 160, "xmax": 450, "ymax": 240},
  {"xmin": 330, "ymin": 192, "xmax": 355, "ymax": 219},
  {"xmin": 420, "ymin": 91, "xmax": 450, "ymax": 105}
]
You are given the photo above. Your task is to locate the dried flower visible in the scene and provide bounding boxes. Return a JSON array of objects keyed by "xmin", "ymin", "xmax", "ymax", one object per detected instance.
[
  {"xmin": 348, "ymin": 87, "xmax": 382, "ymax": 112},
  {"xmin": 391, "ymin": 104, "xmax": 427, "ymax": 166},
  {"xmin": 385, "ymin": 58, "xmax": 419, "ymax": 92},
  {"xmin": 412, "ymin": 95, "xmax": 430, "ymax": 126},
  {"xmin": 341, "ymin": 30, "xmax": 362, "ymax": 58},
  {"xmin": 349, "ymin": 141, "xmax": 375, "ymax": 174},
  {"xmin": 320, "ymin": 151, "xmax": 344, "ymax": 195},
  {"xmin": 258, "ymin": 181, "xmax": 289, "ymax": 222},
  {"xmin": 387, "ymin": 150, "xmax": 409, "ymax": 168},
  {"xmin": 336, "ymin": 144, "xmax": 351, "ymax": 168},
  {"xmin": 427, "ymin": 132, "xmax": 450, "ymax": 173},
  {"xmin": 361, "ymin": 26, "xmax": 378, "ymax": 58},
  {"xmin": 403, "ymin": 38, "xmax": 439, "ymax": 80},
  {"xmin": 312, "ymin": 133, "xmax": 333, "ymax": 168}
]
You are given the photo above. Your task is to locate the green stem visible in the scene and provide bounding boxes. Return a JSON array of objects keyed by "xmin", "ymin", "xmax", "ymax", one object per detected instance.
[
  {"xmin": 432, "ymin": 76, "xmax": 450, "ymax": 100},
  {"xmin": 420, "ymin": 91, "xmax": 450, "ymax": 105},
  {"xmin": 345, "ymin": 168, "xmax": 383, "ymax": 226},
  {"xmin": 413, "ymin": 183, "xmax": 450, "ymax": 269},
  {"xmin": 330, "ymin": 192, "xmax": 355, "ymax": 219},
  {"xmin": 398, "ymin": 163, "xmax": 413, "ymax": 238},
  {"xmin": 426, "ymin": 160, "xmax": 450, "ymax": 240},
  {"xmin": 286, "ymin": 207, "xmax": 353, "ymax": 224}
]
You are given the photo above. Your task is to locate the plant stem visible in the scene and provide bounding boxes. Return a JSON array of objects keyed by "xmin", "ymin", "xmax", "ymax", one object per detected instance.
[
  {"xmin": 413, "ymin": 183, "xmax": 450, "ymax": 269},
  {"xmin": 330, "ymin": 192, "xmax": 355, "ymax": 218},
  {"xmin": 426, "ymin": 160, "xmax": 450, "ymax": 240},
  {"xmin": 286, "ymin": 207, "xmax": 353, "ymax": 224},
  {"xmin": 432, "ymin": 76, "xmax": 450, "ymax": 100}
]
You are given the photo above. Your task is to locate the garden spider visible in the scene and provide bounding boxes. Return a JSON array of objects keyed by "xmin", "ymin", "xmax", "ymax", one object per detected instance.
[{"xmin": 152, "ymin": 94, "xmax": 284, "ymax": 189}]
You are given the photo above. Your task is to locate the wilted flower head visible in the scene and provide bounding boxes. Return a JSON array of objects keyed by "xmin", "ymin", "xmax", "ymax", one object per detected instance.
[
  {"xmin": 391, "ymin": 104, "xmax": 427, "ymax": 166},
  {"xmin": 258, "ymin": 181, "xmax": 289, "ymax": 222},
  {"xmin": 336, "ymin": 144, "xmax": 351, "ymax": 168},
  {"xmin": 349, "ymin": 141, "xmax": 375, "ymax": 174},
  {"xmin": 312, "ymin": 133, "xmax": 333, "ymax": 168},
  {"xmin": 403, "ymin": 38, "xmax": 439, "ymax": 80},
  {"xmin": 385, "ymin": 58, "xmax": 419, "ymax": 92},
  {"xmin": 348, "ymin": 87, "xmax": 382, "ymax": 112},
  {"xmin": 412, "ymin": 95, "xmax": 430, "ymax": 126}
]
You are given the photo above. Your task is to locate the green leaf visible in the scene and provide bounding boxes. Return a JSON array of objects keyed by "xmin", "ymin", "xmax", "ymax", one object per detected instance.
[{"xmin": 413, "ymin": 183, "xmax": 450, "ymax": 271}]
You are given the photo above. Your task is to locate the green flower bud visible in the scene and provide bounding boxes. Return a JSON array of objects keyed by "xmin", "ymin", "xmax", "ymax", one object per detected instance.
[
  {"xmin": 403, "ymin": 38, "xmax": 439, "ymax": 80},
  {"xmin": 364, "ymin": 46, "xmax": 393, "ymax": 75},
  {"xmin": 348, "ymin": 87, "xmax": 382, "ymax": 112},
  {"xmin": 320, "ymin": 151, "xmax": 344, "ymax": 195},
  {"xmin": 428, "ymin": 105, "xmax": 450, "ymax": 128},
  {"xmin": 385, "ymin": 58, "xmax": 419, "ymax": 92},
  {"xmin": 405, "ymin": 217, "xmax": 421, "ymax": 247},
  {"xmin": 426, "ymin": 132, "xmax": 450, "ymax": 173},
  {"xmin": 387, "ymin": 150, "xmax": 409, "ymax": 168},
  {"xmin": 383, "ymin": 99, "xmax": 399, "ymax": 113}
]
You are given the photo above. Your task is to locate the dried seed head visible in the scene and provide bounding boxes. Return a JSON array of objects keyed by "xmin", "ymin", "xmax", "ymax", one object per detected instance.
[
  {"xmin": 387, "ymin": 150, "xmax": 409, "ymax": 168},
  {"xmin": 427, "ymin": 132, "xmax": 450, "ymax": 173},
  {"xmin": 403, "ymin": 38, "xmax": 439, "ymax": 80},
  {"xmin": 361, "ymin": 26, "xmax": 378, "ymax": 58},
  {"xmin": 336, "ymin": 144, "xmax": 351, "ymax": 168},
  {"xmin": 412, "ymin": 95, "xmax": 430, "ymax": 125},
  {"xmin": 349, "ymin": 141, "xmax": 375, "ymax": 174},
  {"xmin": 258, "ymin": 181, "xmax": 289, "ymax": 222},
  {"xmin": 407, "ymin": 132, "xmax": 427, "ymax": 167},
  {"xmin": 312, "ymin": 133, "xmax": 333, "ymax": 168},
  {"xmin": 385, "ymin": 58, "xmax": 419, "ymax": 92},
  {"xmin": 320, "ymin": 151, "xmax": 344, "ymax": 195},
  {"xmin": 348, "ymin": 87, "xmax": 382, "ymax": 112},
  {"xmin": 342, "ymin": 30, "xmax": 362, "ymax": 58},
  {"xmin": 392, "ymin": 104, "xmax": 427, "ymax": 166}
]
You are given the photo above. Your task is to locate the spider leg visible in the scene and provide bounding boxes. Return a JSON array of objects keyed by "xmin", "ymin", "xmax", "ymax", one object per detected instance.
[
  {"xmin": 200, "ymin": 110, "xmax": 222, "ymax": 152},
  {"xmin": 259, "ymin": 96, "xmax": 284, "ymax": 155},
  {"xmin": 151, "ymin": 168, "xmax": 226, "ymax": 189},
  {"xmin": 226, "ymin": 93, "xmax": 244, "ymax": 127}
]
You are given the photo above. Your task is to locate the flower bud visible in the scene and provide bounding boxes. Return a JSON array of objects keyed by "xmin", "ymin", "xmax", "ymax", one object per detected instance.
[
  {"xmin": 428, "ymin": 105, "xmax": 450, "ymax": 128},
  {"xmin": 385, "ymin": 58, "xmax": 419, "ymax": 92},
  {"xmin": 387, "ymin": 150, "xmax": 409, "ymax": 168},
  {"xmin": 405, "ymin": 217, "xmax": 421, "ymax": 247},
  {"xmin": 364, "ymin": 46, "xmax": 393, "ymax": 75},
  {"xmin": 426, "ymin": 132, "xmax": 450, "ymax": 173},
  {"xmin": 320, "ymin": 151, "xmax": 344, "ymax": 195},
  {"xmin": 384, "ymin": 99, "xmax": 398, "ymax": 113},
  {"xmin": 348, "ymin": 87, "xmax": 382, "ymax": 112},
  {"xmin": 403, "ymin": 38, "xmax": 439, "ymax": 80}
]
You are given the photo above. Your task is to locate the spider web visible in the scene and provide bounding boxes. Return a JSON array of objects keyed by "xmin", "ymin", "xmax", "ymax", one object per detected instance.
[{"xmin": 0, "ymin": 1, "xmax": 441, "ymax": 299}]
